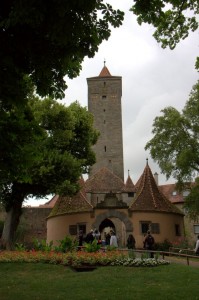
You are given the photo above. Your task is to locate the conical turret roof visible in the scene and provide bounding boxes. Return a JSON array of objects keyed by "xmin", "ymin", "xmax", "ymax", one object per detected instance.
[
  {"xmin": 130, "ymin": 162, "xmax": 183, "ymax": 214},
  {"xmin": 123, "ymin": 175, "xmax": 135, "ymax": 192}
]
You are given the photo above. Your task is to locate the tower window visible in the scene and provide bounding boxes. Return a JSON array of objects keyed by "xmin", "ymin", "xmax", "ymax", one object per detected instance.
[
  {"xmin": 104, "ymin": 146, "xmax": 106, "ymax": 152},
  {"xmin": 104, "ymin": 120, "xmax": 106, "ymax": 124},
  {"xmin": 102, "ymin": 95, "xmax": 106, "ymax": 99},
  {"xmin": 104, "ymin": 82, "xmax": 106, "ymax": 87},
  {"xmin": 104, "ymin": 109, "xmax": 106, "ymax": 112}
]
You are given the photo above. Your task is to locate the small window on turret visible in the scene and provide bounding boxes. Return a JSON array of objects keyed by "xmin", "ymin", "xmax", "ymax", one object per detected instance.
[
  {"xmin": 128, "ymin": 192, "xmax": 134, "ymax": 197},
  {"xmin": 104, "ymin": 82, "xmax": 106, "ymax": 87},
  {"xmin": 104, "ymin": 146, "xmax": 106, "ymax": 152},
  {"xmin": 102, "ymin": 95, "xmax": 106, "ymax": 99}
]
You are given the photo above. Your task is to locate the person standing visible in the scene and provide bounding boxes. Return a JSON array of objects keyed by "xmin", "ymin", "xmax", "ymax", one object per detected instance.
[
  {"xmin": 144, "ymin": 230, "xmax": 155, "ymax": 258},
  {"xmin": 78, "ymin": 230, "xmax": 84, "ymax": 250},
  {"xmin": 110, "ymin": 231, "xmax": 118, "ymax": 248},
  {"xmin": 85, "ymin": 229, "xmax": 94, "ymax": 244},
  {"xmin": 194, "ymin": 235, "xmax": 199, "ymax": 255},
  {"xmin": 127, "ymin": 234, "xmax": 136, "ymax": 249}
]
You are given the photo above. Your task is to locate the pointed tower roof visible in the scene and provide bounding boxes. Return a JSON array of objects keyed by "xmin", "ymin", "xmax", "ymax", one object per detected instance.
[
  {"xmin": 123, "ymin": 173, "xmax": 135, "ymax": 192},
  {"xmin": 99, "ymin": 61, "xmax": 112, "ymax": 77},
  {"xmin": 85, "ymin": 167, "xmax": 125, "ymax": 193},
  {"xmin": 129, "ymin": 162, "xmax": 183, "ymax": 214}
]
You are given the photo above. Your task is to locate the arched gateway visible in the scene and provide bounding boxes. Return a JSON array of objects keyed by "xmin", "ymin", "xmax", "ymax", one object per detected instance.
[{"xmin": 93, "ymin": 209, "xmax": 133, "ymax": 235}]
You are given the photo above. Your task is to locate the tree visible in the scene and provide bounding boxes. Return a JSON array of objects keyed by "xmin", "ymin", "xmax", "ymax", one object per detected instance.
[
  {"xmin": 0, "ymin": 1, "xmax": 124, "ymax": 105},
  {"xmin": 0, "ymin": 1, "xmax": 123, "ymax": 249},
  {"xmin": 0, "ymin": 97, "xmax": 98, "ymax": 249},
  {"xmin": 131, "ymin": 0, "xmax": 199, "ymax": 69},
  {"xmin": 145, "ymin": 81, "xmax": 199, "ymax": 219}
]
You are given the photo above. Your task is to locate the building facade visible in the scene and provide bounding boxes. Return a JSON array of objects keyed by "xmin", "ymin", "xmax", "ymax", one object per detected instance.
[{"xmin": 46, "ymin": 65, "xmax": 185, "ymax": 248}]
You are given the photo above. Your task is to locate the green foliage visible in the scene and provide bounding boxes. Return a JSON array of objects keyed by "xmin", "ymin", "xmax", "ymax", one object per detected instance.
[
  {"xmin": 172, "ymin": 237, "xmax": 190, "ymax": 249},
  {"xmin": 145, "ymin": 81, "xmax": 199, "ymax": 217},
  {"xmin": 184, "ymin": 178, "xmax": 199, "ymax": 221},
  {"xmin": 15, "ymin": 243, "xmax": 26, "ymax": 251},
  {"xmin": 141, "ymin": 252, "xmax": 150, "ymax": 259},
  {"xmin": 0, "ymin": 1, "xmax": 124, "ymax": 105},
  {"xmin": 33, "ymin": 239, "xmax": 54, "ymax": 252},
  {"xmin": 106, "ymin": 245, "xmax": 118, "ymax": 251},
  {"xmin": 54, "ymin": 236, "xmax": 78, "ymax": 253},
  {"xmin": 128, "ymin": 250, "xmax": 136, "ymax": 259},
  {"xmin": 131, "ymin": 0, "xmax": 198, "ymax": 49},
  {"xmin": 131, "ymin": 0, "xmax": 198, "ymax": 68},
  {"xmin": 84, "ymin": 239, "xmax": 101, "ymax": 253},
  {"xmin": 155, "ymin": 239, "xmax": 173, "ymax": 251},
  {"xmin": 0, "ymin": 96, "xmax": 98, "ymax": 249}
]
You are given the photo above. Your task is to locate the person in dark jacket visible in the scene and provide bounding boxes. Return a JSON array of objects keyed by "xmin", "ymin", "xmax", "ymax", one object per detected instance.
[
  {"xmin": 85, "ymin": 229, "xmax": 94, "ymax": 243},
  {"xmin": 144, "ymin": 230, "xmax": 155, "ymax": 258},
  {"xmin": 127, "ymin": 234, "xmax": 136, "ymax": 249}
]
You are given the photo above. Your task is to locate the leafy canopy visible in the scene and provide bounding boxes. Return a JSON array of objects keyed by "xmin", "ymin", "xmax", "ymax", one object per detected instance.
[
  {"xmin": 131, "ymin": 0, "xmax": 199, "ymax": 68},
  {"xmin": 145, "ymin": 81, "xmax": 199, "ymax": 218},
  {"xmin": 0, "ymin": 1, "xmax": 124, "ymax": 105},
  {"xmin": 0, "ymin": 96, "xmax": 99, "ymax": 211}
]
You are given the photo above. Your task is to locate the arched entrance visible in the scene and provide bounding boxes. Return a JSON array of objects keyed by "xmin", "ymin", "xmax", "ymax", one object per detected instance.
[
  {"xmin": 99, "ymin": 218, "xmax": 115, "ymax": 233},
  {"xmin": 93, "ymin": 209, "xmax": 133, "ymax": 247}
]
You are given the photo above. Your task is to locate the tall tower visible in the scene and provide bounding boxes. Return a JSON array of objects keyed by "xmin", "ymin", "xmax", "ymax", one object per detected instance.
[{"xmin": 87, "ymin": 63, "xmax": 124, "ymax": 181}]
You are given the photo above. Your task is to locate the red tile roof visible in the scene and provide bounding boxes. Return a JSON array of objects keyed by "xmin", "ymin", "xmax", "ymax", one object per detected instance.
[
  {"xmin": 48, "ymin": 190, "xmax": 93, "ymax": 217},
  {"xmin": 123, "ymin": 175, "xmax": 135, "ymax": 192},
  {"xmin": 130, "ymin": 163, "xmax": 183, "ymax": 214},
  {"xmin": 99, "ymin": 66, "xmax": 111, "ymax": 77},
  {"xmin": 158, "ymin": 184, "xmax": 184, "ymax": 204},
  {"xmin": 85, "ymin": 167, "xmax": 125, "ymax": 193},
  {"xmin": 39, "ymin": 194, "xmax": 59, "ymax": 208}
]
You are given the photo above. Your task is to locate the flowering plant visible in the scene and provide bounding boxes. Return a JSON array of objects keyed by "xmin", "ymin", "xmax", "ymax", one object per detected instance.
[{"xmin": 0, "ymin": 250, "xmax": 169, "ymax": 267}]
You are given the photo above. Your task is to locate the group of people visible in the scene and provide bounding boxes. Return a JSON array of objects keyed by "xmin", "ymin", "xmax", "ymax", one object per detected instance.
[
  {"xmin": 77, "ymin": 228, "xmax": 119, "ymax": 248},
  {"xmin": 78, "ymin": 229, "xmax": 199, "ymax": 257}
]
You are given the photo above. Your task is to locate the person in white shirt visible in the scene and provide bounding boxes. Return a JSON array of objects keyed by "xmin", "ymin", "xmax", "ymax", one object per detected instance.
[
  {"xmin": 194, "ymin": 235, "xmax": 199, "ymax": 255},
  {"xmin": 110, "ymin": 230, "xmax": 118, "ymax": 248}
]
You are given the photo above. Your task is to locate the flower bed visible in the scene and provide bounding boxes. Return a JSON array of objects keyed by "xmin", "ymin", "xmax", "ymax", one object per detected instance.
[{"xmin": 0, "ymin": 250, "xmax": 170, "ymax": 267}]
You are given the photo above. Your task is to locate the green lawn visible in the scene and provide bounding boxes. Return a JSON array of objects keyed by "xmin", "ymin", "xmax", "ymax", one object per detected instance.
[{"xmin": 0, "ymin": 263, "xmax": 198, "ymax": 300}]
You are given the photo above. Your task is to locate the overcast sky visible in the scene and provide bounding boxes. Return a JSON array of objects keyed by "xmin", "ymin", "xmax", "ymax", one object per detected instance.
[{"xmin": 27, "ymin": 0, "xmax": 199, "ymax": 206}]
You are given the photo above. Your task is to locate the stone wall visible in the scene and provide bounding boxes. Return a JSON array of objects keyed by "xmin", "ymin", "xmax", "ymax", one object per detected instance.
[{"xmin": 0, "ymin": 207, "xmax": 52, "ymax": 247}]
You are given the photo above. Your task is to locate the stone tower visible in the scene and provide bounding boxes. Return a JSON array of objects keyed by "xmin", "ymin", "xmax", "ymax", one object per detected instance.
[{"xmin": 87, "ymin": 64, "xmax": 124, "ymax": 180}]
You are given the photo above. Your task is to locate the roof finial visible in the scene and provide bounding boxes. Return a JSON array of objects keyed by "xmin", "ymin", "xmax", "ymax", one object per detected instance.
[
  {"xmin": 146, "ymin": 158, "xmax": 148, "ymax": 165},
  {"xmin": 104, "ymin": 58, "xmax": 106, "ymax": 67},
  {"xmin": 128, "ymin": 169, "xmax": 130, "ymax": 176}
]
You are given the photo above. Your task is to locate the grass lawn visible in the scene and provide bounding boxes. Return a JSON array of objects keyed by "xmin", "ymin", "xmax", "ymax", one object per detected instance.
[{"xmin": 0, "ymin": 263, "xmax": 198, "ymax": 300}]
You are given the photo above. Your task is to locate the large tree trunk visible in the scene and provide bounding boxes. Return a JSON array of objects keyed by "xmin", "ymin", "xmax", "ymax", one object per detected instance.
[{"xmin": 0, "ymin": 200, "xmax": 23, "ymax": 250}]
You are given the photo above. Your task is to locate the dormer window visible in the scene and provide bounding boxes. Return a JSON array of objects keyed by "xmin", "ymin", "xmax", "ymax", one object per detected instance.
[
  {"xmin": 182, "ymin": 190, "xmax": 190, "ymax": 197},
  {"xmin": 172, "ymin": 191, "xmax": 177, "ymax": 196}
]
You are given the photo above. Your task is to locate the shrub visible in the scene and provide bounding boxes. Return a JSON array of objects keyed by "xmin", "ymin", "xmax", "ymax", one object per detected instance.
[
  {"xmin": 84, "ymin": 239, "xmax": 101, "ymax": 253},
  {"xmin": 33, "ymin": 239, "xmax": 53, "ymax": 252},
  {"xmin": 155, "ymin": 239, "xmax": 172, "ymax": 251},
  {"xmin": 54, "ymin": 236, "xmax": 78, "ymax": 253}
]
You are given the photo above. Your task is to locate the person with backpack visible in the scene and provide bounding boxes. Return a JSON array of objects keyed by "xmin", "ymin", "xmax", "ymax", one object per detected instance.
[{"xmin": 144, "ymin": 230, "xmax": 155, "ymax": 258}]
